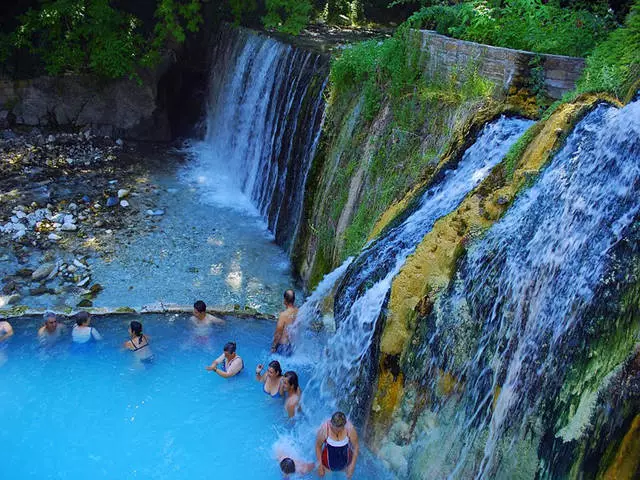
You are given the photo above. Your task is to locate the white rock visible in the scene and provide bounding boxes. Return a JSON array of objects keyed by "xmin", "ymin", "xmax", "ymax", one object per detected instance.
[
  {"xmin": 94, "ymin": 203, "xmax": 101, "ymax": 209},
  {"xmin": 67, "ymin": 264, "xmax": 77, "ymax": 273},
  {"xmin": 63, "ymin": 214, "xmax": 75, "ymax": 225},
  {"xmin": 117, "ymin": 189, "xmax": 129, "ymax": 199},
  {"xmin": 47, "ymin": 134, "xmax": 55, "ymax": 143},
  {"xmin": 77, "ymin": 277, "xmax": 91, "ymax": 287},
  {"xmin": 10, "ymin": 216, "xmax": 18, "ymax": 223},
  {"xmin": 48, "ymin": 233, "xmax": 61, "ymax": 241},
  {"xmin": 60, "ymin": 223, "xmax": 77, "ymax": 231},
  {"xmin": 115, "ymin": 138, "xmax": 124, "ymax": 146},
  {"xmin": 68, "ymin": 203, "xmax": 78, "ymax": 211},
  {"xmin": 15, "ymin": 211, "xmax": 26, "ymax": 219},
  {"xmin": 120, "ymin": 200, "xmax": 129, "ymax": 208},
  {"xmin": 66, "ymin": 158, "xmax": 74, "ymax": 165},
  {"xmin": 73, "ymin": 259, "xmax": 86, "ymax": 269},
  {"xmin": 32, "ymin": 263, "xmax": 55, "ymax": 281},
  {"xmin": 105, "ymin": 229, "xmax": 113, "ymax": 235},
  {"xmin": 108, "ymin": 179, "xmax": 118, "ymax": 184}
]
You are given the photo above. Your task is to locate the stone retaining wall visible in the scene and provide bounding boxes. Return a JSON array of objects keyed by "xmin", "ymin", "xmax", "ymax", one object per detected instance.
[{"xmin": 416, "ymin": 30, "xmax": 585, "ymax": 99}]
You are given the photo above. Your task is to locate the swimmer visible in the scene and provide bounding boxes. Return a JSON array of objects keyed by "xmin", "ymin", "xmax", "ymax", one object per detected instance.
[
  {"xmin": 281, "ymin": 371, "xmax": 302, "ymax": 418},
  {"xmin": 123, "ymin": 321, "xmax": 153, "ymax": 363},
  {"xmin": 0, "ymin": 319, "xmax": 14, "ymax": 342},
  {"xmin": 255, "ymin": 360, "xmax": 283, "ymax": 397},
  {"xmin": 192, "ymin": 300, "xmax": 224, "ymax": 328},
  {"xmin": 0, "ymin": 319, "xmax": 12, "ymax": 366},
  {"xmin": 279, "ymin": 456, "xmax": 315, "ymax": 477},
  {"xmin": 71, "ymin": 311, "xmax": 103, "ymax": 344},
  {"xmin": 315, "ymin": 411, "xmax": 359, "ymax": 478},
  {"xmin": 274, "ymin": 439, "xmax": 315, "ymax": 478},
  {"xmin": 205, "ymin": 341, "xmax": 244, "ymax": 378},
  {"xmin": 271, "ymin": 289, "xmax": 298, "ymax": 356},
  {"xmin": 38, "ymin": 312, "xmax": 65, "ymax": 344}
]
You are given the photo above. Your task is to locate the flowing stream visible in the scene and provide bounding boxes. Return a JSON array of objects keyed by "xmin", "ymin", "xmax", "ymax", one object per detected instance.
[{"xmin": 407, "ymin": 99, "xmax": 640, "ymax": 478}]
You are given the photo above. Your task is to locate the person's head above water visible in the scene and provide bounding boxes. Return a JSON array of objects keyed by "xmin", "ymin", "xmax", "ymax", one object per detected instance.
[
  {"xmin": 283, "ymin": 371, "xmax": 299, "ymax": 390},
  {"xmin": 130, "ymin": 320, "xmax": 143, "ymax": 337},
  {"xmin": 283, "ymin": 289, "xmax": 295, "ymax": 307},
  {"xmin": 280, "ymin": 457, "xmax": 296, "ymax": 475},
  {"xmin": 268, "ymin": 360, "xmax": 282, "ymax": 377},
  {"xmin": 330, "ymin": 411, "xmax": 347, "ymax": 429},
  {"xmin": 193, "ymin": 300, "xmax": 207, "ymax": 316},
  {"xmin": 223, "ymin": 342, "xmax": 237, "ymax": 355},
  {"xmin": 43, "ymin": 312, "xmax": 57, "ymax": 332},
  {"xmin": 74, "ymin": 311, "xmax": 90, "ymax": 326}
]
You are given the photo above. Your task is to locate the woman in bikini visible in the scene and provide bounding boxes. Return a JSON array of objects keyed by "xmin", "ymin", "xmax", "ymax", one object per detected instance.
[
  {"xmin": 255, "ymin": 360, "xmax": 283, "ymax": 397},
  {"xmin": 205, "ymin": 341, "xmax": 244, "ymax": 378},
  {"xmin": 315, "ymin": 411, "xmax": 359, "ymax": 478},
  {"xmin": 280, "ymin": 371, "xmax": 302, "ymax": 418},
  {"xmin": 123, "ymin": 321, "xmax": 153, "ymax": 364}
]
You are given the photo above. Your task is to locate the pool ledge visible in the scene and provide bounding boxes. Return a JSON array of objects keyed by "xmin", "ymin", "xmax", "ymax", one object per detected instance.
[{"xmin": 0, "ymin": 303, "xmax": 276, "ymax": 321}]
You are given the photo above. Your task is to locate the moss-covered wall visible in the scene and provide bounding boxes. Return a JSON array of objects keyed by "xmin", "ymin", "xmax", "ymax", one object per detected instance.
[{"xmin": 292, "ymin": 53, "xmax": 506, "ymax": 289}]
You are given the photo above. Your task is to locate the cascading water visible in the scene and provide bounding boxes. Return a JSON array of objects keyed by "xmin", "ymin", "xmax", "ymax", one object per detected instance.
[
  {"xmin": 406, "ymin": 99, "xmax": 640, "ymax": 479},
  {"xmin": 185, "ymin": 26, "xmax": 328, "ymax": 252},
  {"xmin": 293, "ymin": 116, "xmax": 533, "ymax": 425}
]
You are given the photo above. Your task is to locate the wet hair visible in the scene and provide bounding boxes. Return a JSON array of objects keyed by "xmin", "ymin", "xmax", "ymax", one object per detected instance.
[
  {"xmin": 130, "ymin": 321, "xmax": 144, "ymax": 345},
  {"xmin": 331, "ymin": 411, "xmax": 347, "ymax": 428},
  {"xmin": 74, "ymin": 311, "xmax": 90, "ymax": 326},
  {"xmin": 194, "ymin": 300, "xmax": 207, "ymax": 313},
  {"xmin": 280, "ymin": 457, "xmax": 295, "ymax": 474},
  {"xmin": 283, "ymin": 289, "xmax": 295, "ymax": 305},
  {"xmin": 283, "ymin": 371, "xmax": 299, "ymax": 390},
  {"xmin": 223, "ymin": 342, "xmax": 236, "ymax": 354},
  {"xmin": 43, "ymin": 312, "xmax": 56, "ymax": 321},
  {"xmin": 268, "ymin": 360, "xmax": 282, "ymax": 376}
]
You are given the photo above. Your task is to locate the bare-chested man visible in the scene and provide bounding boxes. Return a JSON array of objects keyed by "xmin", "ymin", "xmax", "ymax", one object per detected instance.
[
  {"xmin": 271, "ymin": 289, "xmax": 298, "ymax": 356},
  {"xmin": 192, "ymin": 300, "xmax": 224, "ymax": 340}
]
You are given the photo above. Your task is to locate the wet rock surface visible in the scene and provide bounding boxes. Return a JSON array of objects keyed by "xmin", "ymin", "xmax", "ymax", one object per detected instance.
[{"xmin": 0, "ymin": 128, "xmax": 180, "ymax": 310}]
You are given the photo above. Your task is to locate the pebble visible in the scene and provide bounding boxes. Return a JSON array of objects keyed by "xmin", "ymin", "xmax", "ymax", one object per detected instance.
[
  {"xmin": 48, "ymin": 233, "xmax": 61, "ymax": 241},
  {"xmin": 106, "ymin": 197, "xmax": 119, "ymax": 208},
  {"xmin": 146, "ymin": 209, "xmax": 165, "ymax": 216},
  {"xmin": 115, "ymin": 138, "xmax": 124, "ymax": 146},
  {"xmin": 120, "ymin": 200, "xmax": 130, "ymax": 208},
  {"xmin": 117, "ymin": 189, "xmax": 129, "ymax": 199},
  {"xmin": 94, "ymin": 220, "xmax": 104, "ymax": 227},
  {"xmin": 60, "ymin": 223, "xmax": 77, "ymax": 231},
  {"xmin": 77, "ymin": 276, "xmax": 91, "ymax": 287},
  {"xmin": 31, "ymin": 263, "xmax": 55, "ymax": 281},
  {"xmin": 73, "ymin": 259, "xmax": 86, "ymax": 269}
]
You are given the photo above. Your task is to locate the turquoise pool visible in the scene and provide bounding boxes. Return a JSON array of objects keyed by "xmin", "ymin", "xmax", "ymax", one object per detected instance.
[{"xmin": 0, "ymin": 314, "xmax": 391, "ymax": 479}]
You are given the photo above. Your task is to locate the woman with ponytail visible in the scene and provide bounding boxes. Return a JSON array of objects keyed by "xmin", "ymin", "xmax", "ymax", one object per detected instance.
[{"xmin": 123, "ymin": 321, "xmax": 153, "ymax": 363}]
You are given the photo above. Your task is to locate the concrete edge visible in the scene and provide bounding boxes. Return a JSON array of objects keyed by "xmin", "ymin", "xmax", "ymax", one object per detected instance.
[{"xmin": 0, "ymin": 303, "xmax": 276, "ymax": 321}]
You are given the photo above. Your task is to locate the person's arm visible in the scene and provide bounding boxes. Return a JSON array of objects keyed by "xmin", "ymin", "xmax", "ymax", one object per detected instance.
[
  {"xmin": 345, "ymin": 424, "xmax": 359, "ymax": 479},
  {"xmin": 255, "ymin": 364, "xmax": 266, "ymax": 382},
  {"xmin": 271, "ymin": 316, "xmax": 286, "ymax": 352},
  {"xmin": 0, "ymin": 322, "xmax": 14, "ymax": 342},
  {"xmin": 123, "ymin": 340, "xmax": 134, "ymax": 351},
  {"xmin": 297, "ymin": 461, "xmax": 316, "ymax": 475},
  {"xmin": 207, "ymin": 313, "xmax": 225, "ymax": 325},
  {"xmin": 315, "ymin": 426, "xmax": 327, "ymax": 477},
  {"xmin": 206, "ymin": 353, "xmax": 225, "ymax": 371},
  {"xmin": 38, "ymin": 325, "xmax": 46, "ymax": 337},
  {"xmin": 285, "ymin": 397, "xmax": 297, "ymax": 418},
  {"xmin": 213, "ymin": 357, "xmax": 242, "ymax": 378},
  {"xmin": 91, "ymin": 328, "xmax": 103, "ymax": 341}
]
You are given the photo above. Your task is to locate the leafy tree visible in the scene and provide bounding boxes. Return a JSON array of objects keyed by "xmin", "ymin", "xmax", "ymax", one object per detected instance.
[{"xmin": 263, "ymin": 0, "xmax": 313, "ymax": 34}]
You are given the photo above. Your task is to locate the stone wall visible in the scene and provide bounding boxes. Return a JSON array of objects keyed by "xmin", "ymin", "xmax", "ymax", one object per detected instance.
[
  {"xmin": 0, "ymin": 72, "xmax": 170, "ymax": 141},
  {"xmin": 416, "ymin": 30, "xmax": 586, "ymax": 99}
]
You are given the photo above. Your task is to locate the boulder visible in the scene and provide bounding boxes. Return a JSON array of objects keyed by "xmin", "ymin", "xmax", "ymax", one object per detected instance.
[{"xmin": 31, "ymin": 263, "xmax": 55, "ymax": 281}]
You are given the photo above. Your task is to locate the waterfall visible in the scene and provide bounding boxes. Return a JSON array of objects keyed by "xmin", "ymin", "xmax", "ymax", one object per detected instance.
[
  {"xmin": 296, "ymin": 116, "xmax": 533, "ymax": 422},
  {"xmin": 185, "ymin": 26, "xmax": 328, "ymax": 252},
  {"xmin": 408, "ymin": 99, "xmax": 640, "ymax": 478}
]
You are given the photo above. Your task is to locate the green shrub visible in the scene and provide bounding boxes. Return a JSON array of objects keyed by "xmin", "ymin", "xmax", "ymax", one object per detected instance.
[
  {"xmin": 263, "ymin": 0, "xmax": 313, "ymax": 35},
  {"xmin": 408, "ymin": 0, "xmax": 615, "ymax": 57},
  {"xmin": 577, "ymin": 0, "xmax": 640, "ymax": 99}
]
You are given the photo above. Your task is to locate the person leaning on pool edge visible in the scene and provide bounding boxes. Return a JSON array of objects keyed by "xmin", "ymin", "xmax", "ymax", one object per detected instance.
[
  {"xmin": 271, "ymin": 289, "xmax": 298, "ymax": 356},
  {"xmin": 206, "ymin": 341, "xmax": 244, "ymax": 378}
]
